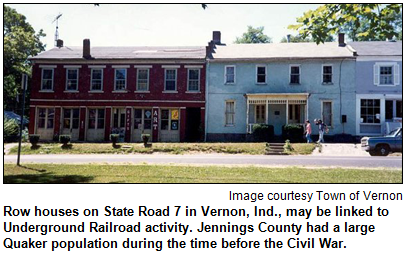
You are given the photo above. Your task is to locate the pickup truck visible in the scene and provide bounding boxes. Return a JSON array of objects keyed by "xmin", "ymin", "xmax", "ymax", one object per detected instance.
[{"xmin": 361, "ymin": 128, "xmax": 402, "ymax": 156}]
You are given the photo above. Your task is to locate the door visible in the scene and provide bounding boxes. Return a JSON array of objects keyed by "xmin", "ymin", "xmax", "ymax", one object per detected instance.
[
  {"xmin": 132, "ymin": 108, "xmax": 152, "ymax": 142},
  {"xmin": 159, "ymin": 109, "xmax": 180, "ymax": 142},
  {"xmin": 185, "ymin": 108, "xmax": 201, "ymax": 142},
  {"xmin": 36, "ymin": 108, "xmax": 54, "ymax": 140},
  {"xmin": 112, "ymin": 108, "xmax": 126, "ymax": 142},
  {"xmin": 87, "ymin": 108, "xmax": 105, "ymax": 142},
  {"xmin": 62, "ymin": 108, "xmax": 80, "ymax": 141}
]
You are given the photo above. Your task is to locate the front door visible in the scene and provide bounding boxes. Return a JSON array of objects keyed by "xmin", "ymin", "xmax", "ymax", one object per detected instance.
[
  {"xmin": 132, "ymin": 108, "xmax": 152, "ymax": 142},
  {"xmin": 112, "ymin": 108, "xmax": 126, "ymax": 142},
  {"xmin": 185, "ymin": 108, "xmax": 201, "ymax": 142},
  {"xmin": 62, "ymin": 108, "xmax": 80, "ymax": 141},
  {"xmin": 159, "ymin": 109, "xmax": 180, "ymax": 142}
]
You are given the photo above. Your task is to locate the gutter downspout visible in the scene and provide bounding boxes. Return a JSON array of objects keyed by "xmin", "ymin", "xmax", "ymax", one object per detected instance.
[{"xmin": 204, "ymin": 61, "xmax": 210, "ymax": 142}]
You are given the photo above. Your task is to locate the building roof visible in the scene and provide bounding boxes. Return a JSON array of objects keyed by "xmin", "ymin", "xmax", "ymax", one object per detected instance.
[
  {"xmin": 210, "ymin": 42, "xmax": 355, "ymax": 60},
  {"xmin": 30, "ymin": 46, "xmax": 206, "ymax": 60},
  {"xmin": 348, "ymin": 41, "xmax": 402, "ymax": 56}
]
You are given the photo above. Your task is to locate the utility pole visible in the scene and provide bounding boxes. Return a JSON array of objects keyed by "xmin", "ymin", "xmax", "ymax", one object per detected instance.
[{"xmin": 17, "ymin": 74, "xmax": 28, "ymax": 166}]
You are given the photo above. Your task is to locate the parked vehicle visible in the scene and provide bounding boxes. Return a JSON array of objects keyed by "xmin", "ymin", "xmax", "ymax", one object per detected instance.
[{"xmin": 361, "ymin": 128, "xmax": 402, "ymax": 156}]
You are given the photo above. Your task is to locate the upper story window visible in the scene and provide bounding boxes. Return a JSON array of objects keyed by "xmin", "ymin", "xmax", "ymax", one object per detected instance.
[
  {"xmin": 114, "ymin": 69, "xmax": 127, "ymax": 91},
  {"xmin": 187, "ymin": 69, "xmax": 200, "ymax": 91},
  {"xmin": 66, "ymin": 69, "xmax": 79, "ymax": 91},
  {"xmin": 41, "ymin": 68, "xmax": 54, "ymax": 91},
  {"xmin": 322, "ymin": 65, "xmax": 333, "ymax": 84},
  {"xmin": 290, "ymin": 65, "xmax": 300, "ymax": 84},
  {"xmin": 374, "ymin": 62, "xmax": 400, "ymax": 86},
  {"xmin": 256, "ymin": 66, "xmax": 266, "ymax": 84},
  {"xmin": 225, "ymin": 65, "xmax": 236, "ymax": 84},
  {"xmin": 165, "ymin": 69, "xmax": 177, "ymax": 91},
  {"xmin": 91, "ymin": 69, "xmax": 103, "ymax": 91},
  {"xmin": 137, "ymin": 69, "xmax": 149, "ymax": 91}
]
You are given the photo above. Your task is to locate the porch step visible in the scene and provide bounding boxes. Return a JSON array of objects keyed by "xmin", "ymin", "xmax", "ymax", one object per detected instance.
[
  {"xmin": 265, "ymin": 143, "xmax": 287, "ymax": 155},
  {"xmin": 265, "ymin": 151, "xmax": 288, "ymax": 155}
]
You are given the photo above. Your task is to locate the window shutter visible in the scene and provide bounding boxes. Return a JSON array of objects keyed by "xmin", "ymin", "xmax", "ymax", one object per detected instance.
[
  {"xmin": 394, "ymin": 64, "xmax": 400, "ymax": 85},
  {"xmin": 373, "ymin": 64, "xmax": 379, "ymax": 85}
]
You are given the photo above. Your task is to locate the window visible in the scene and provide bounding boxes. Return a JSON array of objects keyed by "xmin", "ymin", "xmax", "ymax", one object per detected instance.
[
  {"xmin": 41, "ymin": 69, "xmax": 54, "ymax": 90},
  {"xmin": 380, "ymin": 66, "xmax": 393, "ymax": 85},
  {"xmin": 165, "ymin": 69, "xmax": 177, "ymax": 91},
  {"xmin": 225, "ymin": 66, "xmax": 235, "ymax": 84},
  {"xmin": 256, "ymin": 66, "xmax": 266, "ymax": 83},
  {"xmin": 255, "ymin": 105, "xmax": 265, "ymax": 123},
  {"xmin": 187, "ymin": 69, "xmax": 200, "ymax": 91},
  {"xmin": 396, "ymin": 100, "xmax": 402, "ymax": 118},
  {"xmin": 225, "ymin": 101, "xmax": 235, "ymax": 126},
  {"xmin": 37, "ymin": 108, "xmax": 54, "ymax": 129},
  {"xmin": 144, "ymin": 109, "xmax": 152, "ymax": 129},
  {"xmin": 385, "ymin": 100, "xmax": 394, "ymax": 120},
  {"xmin": 322, "ymin": 65, "xmax": 333, "ymax": 84},
  {"xmin": 66, "ymin": 69, "xmax": 79, "ymax": 91},
  {"xmin": 114, "ymin": 69, "xmax": 127, "ymax": 91},
  {"xmin": 137, "ymin": 69, "xmax": 149, "ymax": 91},
  {"xmin": 91, "ymin": 69, "xmax": 103, "ymax": 91},
  {"xmin": 361, "ymin": 99, "xmax": 380, "ymax": 124},
  {"xmin": 63, "ymin": 109, "xmax": 79, "ymax": 129},
  {"xmin": 88, "ymin": 109, "xmax": 105, "ymax": 129},
  {"xmin": 322, "ymin": 101, "xmax": 332, "ymax": 126},
  {"xmin": 161, "ymin": 110, "xmax": 169, "ymax": 130},
  {"xmin": 290, "ymin": 65, "xmax": 300, "ymax": 84}
]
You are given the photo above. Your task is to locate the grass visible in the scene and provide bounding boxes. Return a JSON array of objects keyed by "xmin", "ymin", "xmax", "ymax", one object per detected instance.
[
  {"xmin": 286, "ymin": 143, "xmax": 316, "ymax": 155},
  {"xmin": 3, "ymin": 164, "xmax": 401, "ymax": 183},
  {"xmin": 8, "ymin": 142, "xmax": 315, "ymax": 155}
]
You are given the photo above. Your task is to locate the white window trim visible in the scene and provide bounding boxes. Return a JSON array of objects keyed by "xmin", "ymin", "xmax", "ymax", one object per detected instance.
[
  {"xmin": 289, "ymin": 64, "xmax": 301, "ymax": 84},
  {"xmin": 65, "ymin": 68, "xmax": 79, "ymax": 91},
  {"xmin": 114, "ymin": 68, "xmax": 127, "ymax": 91},
  {"xmin": 321, "ymin": 100, "xmax": 333, "ymax": 127},
  {"xmin": 187, "ymin": 68, "xmax": 200, "ymax": 92},
  {"xmin": 37, "ymin": 107, "xmax": 55, "ymax": 129},
  {"xmin": 41, "ymin": 68, "xmax": 54, "ymax": 91},
  {"xmin": 136, "ymin": 68, "xmax": 150, "ymax": 92},
  {"xmin": 321, "ymin": 64, "xmax": 333, "ymax": 84},
  {"xmin": 90, "ymin": 68, "xmax": 104, "ymax": 91},
  {"xmin": 225, "ymin": 100, "xmax": 236, "ymax": 127},
  {"xmin": 224, "ymin": 65, "xmax": 236, "ymax": 84},
  {"xmin": 374, "ymin": 62, "xmax": 398, "ymax": 86},
  {"xmin": 164, "ymin": 69, "xmax": 177, "ymax": 91},
  {"xmin": 256, "ymin": 65, "xmax": 267, "ymax": 84}
]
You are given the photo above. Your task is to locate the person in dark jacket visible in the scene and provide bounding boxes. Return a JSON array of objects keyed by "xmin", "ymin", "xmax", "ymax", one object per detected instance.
[{"xmin": 314, "ymin": 119, "xmax": 326, "ymax": 143}]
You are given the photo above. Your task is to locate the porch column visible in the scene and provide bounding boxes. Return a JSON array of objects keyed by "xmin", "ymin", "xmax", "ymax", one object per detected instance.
[
  {"xmin": 104, "ymin": 107, "xmax": 112, "ymax": 141},
  {"xmin": 265, "ymin": 99, "xmax": 269, "ymax": 125},
  {"xmin": 152, "ymin": 107, "xmax": 159, "ymax": 142},
  {"xmin": 286, "ymin": 100, "xmax": 289, "ymax": 125},
  {"xmin": 246, "ymin": 98, "xmax": 249, "ymax": 133},
  {"xmin": 79, "ymin": 107, "xmax": 86, "ymax": 141},
  {"xmin": 124, "ymin": 107, "xmax": 132, "ymax": 142}
]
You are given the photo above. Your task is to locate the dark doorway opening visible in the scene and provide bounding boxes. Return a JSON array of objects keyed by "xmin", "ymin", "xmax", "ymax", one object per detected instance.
[{"xmin": 185, "ymin": 108, "xmax": 201, "ymax": 142}]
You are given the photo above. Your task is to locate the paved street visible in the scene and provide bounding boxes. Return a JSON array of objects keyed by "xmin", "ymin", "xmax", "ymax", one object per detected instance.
[{"xmin": 4, "ymin": 154, "xmax": 402, "ymax": 168}]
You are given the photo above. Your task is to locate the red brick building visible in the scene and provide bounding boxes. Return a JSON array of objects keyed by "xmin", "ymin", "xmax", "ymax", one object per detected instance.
[{"xmin": 28, "ymin": 39, "xmax": 206, "ymax": 142}]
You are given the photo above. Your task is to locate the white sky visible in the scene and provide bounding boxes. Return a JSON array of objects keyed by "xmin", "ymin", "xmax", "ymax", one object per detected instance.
[{"xmin": 7, "ymin": 3, "xmax": 322, "ymax": 50}]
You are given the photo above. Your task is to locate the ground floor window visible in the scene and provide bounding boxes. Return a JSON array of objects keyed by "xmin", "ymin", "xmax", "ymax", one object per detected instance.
[
  {"xmin": 288, "ymin": 104, "xmax": 301, "ymax": 123},
  {"xmin": 255, "ymin": 105, "xmax": 265, "ymax": 123},
  {"xmin": 225, "ymin": 101, "xmax": 235, "ymax": 126},
  {"xmin": 37, "ymin": 108, "xmax": 54, "ymax": 129},
  {"xmin": 160, "ymin": 109, "xmax": 179, "ymax": 131},
  {"xmin": 134, "ymin": 109, "xmax": 152, "ymax": 130},
  {"xmin": 63, "ymin": 109, "xmax": 79, "ymax": 129},
  {"xmin": 88, "ymin": 109, "xmax": 105, "ymax": 129},
  {"xmin": 361, "ymin": 99, "xmax": 380, "ymax": 124},
  {"xmin": 396, "ymin": 100, "xmax": 402, "ymax": 118},
  {"xmin": 322, "ymin": 101, "xmax": 333, "ymax": 126}
]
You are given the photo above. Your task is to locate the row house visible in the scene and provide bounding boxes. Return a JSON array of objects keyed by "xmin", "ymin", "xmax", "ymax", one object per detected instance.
[
  {"xmin": 28, "ymin": 39, "xmax": 206, "ymax": 142},
  {"xmin": 349, "ymin": 41, "xmax": 402, "ymax": 136},
  {"xmin": 205, "ymin": 33, "xmax": 357, "ymax": 141}
]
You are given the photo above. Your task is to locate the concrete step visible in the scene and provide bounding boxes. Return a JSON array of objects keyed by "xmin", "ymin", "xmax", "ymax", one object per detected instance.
[
  {"xmin": 265, "ymin": 152, "xmax": 288, "ymax": 155},
  {"xmin": 266, "ymin": 143, "xmax": 285, "ymax": 147}
]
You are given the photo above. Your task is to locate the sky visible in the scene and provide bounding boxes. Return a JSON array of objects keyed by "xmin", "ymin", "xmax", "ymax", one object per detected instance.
[{"xmin": 7, "ymin": 4, "xmax": 322, "ymax": 50}]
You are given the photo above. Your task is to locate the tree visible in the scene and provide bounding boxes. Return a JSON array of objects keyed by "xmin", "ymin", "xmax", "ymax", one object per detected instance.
[
  {"xmin": 288, "ymin": 4, "xmax": 402, "ymax": 44},
  {"xmin": 4, "ymin": 5, "xmax": 46, "ymax": 112},
  {"xmin": 280, "ymin": 34, "xmax": 334, "ymax": 43},
  {"xmin": 235, "ymin": 26, "xmax": 272, "ymax": 44}
]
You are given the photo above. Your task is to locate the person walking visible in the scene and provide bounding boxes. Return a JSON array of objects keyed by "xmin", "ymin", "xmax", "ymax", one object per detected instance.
[
  {"xmin": 314, "ymin": 119, "xmax": 326, "ymax": 143},
  {"xmin": 304, "ymin": 120, "xmax": 312, "ymax": 143}
]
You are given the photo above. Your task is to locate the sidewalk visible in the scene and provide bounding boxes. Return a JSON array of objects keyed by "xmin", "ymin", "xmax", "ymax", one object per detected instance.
[{"xmin": 311, "ymin": 143, "xmax": 369, "ymax": 157}]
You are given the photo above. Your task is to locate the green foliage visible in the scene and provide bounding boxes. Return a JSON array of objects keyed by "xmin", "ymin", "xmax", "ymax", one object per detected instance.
[
  {"xmin": 252, "ymin": 124, "xmax": 274, "ymax": 142},
  {"xmin": 4, "ymin": 118, "xmax": 19, "ymax": 141},
  {"xmin": 110, "ymin": 134, "xmax": 119, "ymax": 146},
  {"xmin": 59, "ymin": 135, "xmax": 71, "ymax": 145},
  {"xmin": 280, "ymin": 34, "xmax": 334, "ymax": 43},
  {"xmin": 235, "ymin": 26, "xmax": 272, "ymax": 44},
  {"xmin": 4, "ymin": 5, "xmax": 46, "ymax": 111},
  {"xmin": 29, "ymin": 134, "xmax": 40, "ymax": 145},
  {"xmin": 282, "ymin": 124, "xmax": 304, "ymax": 143},
  {"xmin": 288, "ymin": 4, "xmax": 402, "ymax": 44},
  {"xmin": 284, "ymin": 140, "xmax": 293, "ymax": 152},
  {"xmin": 141, "ymin": 134, "xmax": 151, "ymax": 147}
]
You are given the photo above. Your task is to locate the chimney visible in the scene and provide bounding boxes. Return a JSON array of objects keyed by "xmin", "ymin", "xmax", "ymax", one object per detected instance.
[
  {"xmin": 213, "ymin": 31, "xmax": 221, "ymax": 45},
  {"xmin": 56, "ymin": 39, "xmax": 64, "ymax": 48},
  {"xmin": 83, "ymin": 39, "xmax": 91, "ymax": 59},
  {"xmin": 338, "ymin": 33, "xmax": 345, "ymax": 47},
  {"xmin": 287, "ymin": 34, "xmax": 291, "ymax": 43}
]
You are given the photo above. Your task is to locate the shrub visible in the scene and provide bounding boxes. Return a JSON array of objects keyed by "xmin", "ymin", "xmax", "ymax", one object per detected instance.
[
  {"xmin": 282, "ymin": 124, "xmax": 304, "ymax": 143},
  {"xmin": 252, "ymin": 124, "xmax": 274, "ymax": 142},
  {"xmin": 110, "ymin": 134, "xmax": 119, "ymax": 147},
  {"xmin": 29, "ymin": 134, "xmax": 40, "ymax": 146},
  {"xmin": 141, "ymin": 134, "xmax": 151, "ymax": 147},
  {"xmin": 283, "ymin": 139, "xmax": 293, "ymax": 152},
  {"xmin": 59, "ymin": 135, "xmax": 71, "ymax": 146},
  {"xmin": 4, "ymin": 118, "xmax": 19, "ymax": 142}
]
